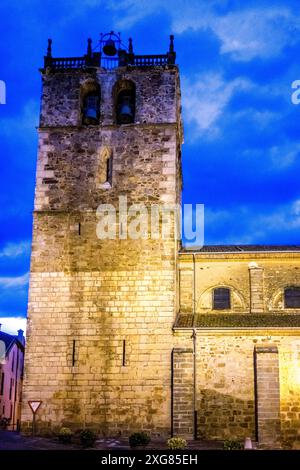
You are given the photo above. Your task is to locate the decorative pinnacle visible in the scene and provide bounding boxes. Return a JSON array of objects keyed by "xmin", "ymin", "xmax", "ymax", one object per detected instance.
[
  {"xmin": 47, "ymin": 38, "xmax": 52, "ymax": 57},
  {"xmin": 87, "ymin": 38, "xmax": 92, "ymax": 57},
  {"xmin": 128, "ymin": 37, "xmax": 133, "ymax": 54},
  {"xmin": 169, "ymin": 35, "xmax": 174, "ymax": 53}
]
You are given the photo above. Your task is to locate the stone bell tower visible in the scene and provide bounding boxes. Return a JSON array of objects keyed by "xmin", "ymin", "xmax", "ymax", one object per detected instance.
[{"xmin": 21, "ymin": 33, "xmax": 183, "ymax": 435}]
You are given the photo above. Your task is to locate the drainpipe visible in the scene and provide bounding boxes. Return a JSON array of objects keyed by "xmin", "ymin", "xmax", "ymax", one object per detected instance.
[
  {"xmin": 192, "ymin": 328, "xmax": 197, "ymax": 440},
  {"xmin": 171, "ymin": 349, "xmax": 174, "ymax": 437},
  {"xmin": 192, "ymin": 253, "xmax": 197, "ymax": 440}
]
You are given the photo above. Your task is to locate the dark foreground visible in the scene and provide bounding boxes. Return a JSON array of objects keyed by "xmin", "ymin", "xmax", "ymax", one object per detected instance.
[
  {"xmin": 1, "ymin": 432, "xmax": 300, "ymax": 470},
  {"xmin": 0, "ymin": 430, "xmax": 224, "ymax": 450}
]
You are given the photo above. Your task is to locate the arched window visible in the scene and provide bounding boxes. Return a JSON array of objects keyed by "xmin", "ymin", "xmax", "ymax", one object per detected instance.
[
  {"xmin": 213, "ymin": 287, "xmax": 231, "ymax": 310},
  {"xmin": 114, "ymin": 80, "xmax": 135, "ymax": 125},
  {"xmin": 106, "ymin": 156, "xmax": 112, "ymax": 184},
  {"xmin": 81, "ymin": 81, "xmax": 100, "ymax": 125},
  {"xmin": 98, "ymin": 147, "xmax": 113, "ymax": 187},
  {"xmin": 284, "ymin": 287, "xmax": 300, "ymax": 308}
]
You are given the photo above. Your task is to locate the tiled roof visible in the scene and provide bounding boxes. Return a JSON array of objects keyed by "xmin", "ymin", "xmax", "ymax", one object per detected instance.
[
  {"xmin": 181, "ymin": 245, "xmax": 300, "ymax": 253},
  {"xmin": 0, "ymin": 331, "xmax": 14, "ymax": 350},
  {"xmin": 0, "ymin": 331, "xmax": 23, "ymax": 355},
  {"xmin": 174, "ymin": 313, "xmax": 300, "ymax": 328}
]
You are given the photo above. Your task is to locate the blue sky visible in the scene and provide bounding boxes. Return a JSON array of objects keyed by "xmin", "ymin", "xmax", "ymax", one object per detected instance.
[{"xmin": 0, "ymin": 0, "xmax": 300, "ymax": 328}]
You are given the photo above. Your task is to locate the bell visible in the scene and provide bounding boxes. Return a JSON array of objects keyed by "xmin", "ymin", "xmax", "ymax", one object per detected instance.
[
  {"xmin": 83, "ymin": 95, "xmax": 99, "ymax": 125},
  {"xmin": 84, "ymin": 107, "xmax": 98, "ymax": 123},
  {"xmin": 118, "ymin": 101, "xmax": 134, "ymax": 124},
  {"xmin": 103, "ymin": 38, "xmax": 117, "ymax": 56}
]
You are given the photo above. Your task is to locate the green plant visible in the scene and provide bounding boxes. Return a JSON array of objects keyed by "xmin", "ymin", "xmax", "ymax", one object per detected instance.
[
  {"xmin": 223, "ymin": 439, "xmax": 243, "ymax": 450},
  {"xmin": 129, "ymin": 432, "xmax": 151, "ymax": 448},
  {"xmin": 167, "ymin": 437, "xmax": 187, "ymax": 450},
  {"xmin": 58, "ymin": 427, "xmax": 73, "ymax": 444},
  {"xmin": 80, "ymin": 429, "xmax": 97, "ymax": 448}
]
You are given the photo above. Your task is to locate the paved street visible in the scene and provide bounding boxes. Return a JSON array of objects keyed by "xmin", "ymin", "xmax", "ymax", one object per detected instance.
[
  {"xmin": 0, "ymin": 430, "xmax": 224, "ymax": 450},
  {"xmin": 0, "ymin": 431, "xmax": 79, "ymax": 450}
]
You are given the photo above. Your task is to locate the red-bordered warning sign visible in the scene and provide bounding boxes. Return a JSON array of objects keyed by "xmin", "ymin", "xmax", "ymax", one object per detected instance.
[{"xmin": 28, "ymin": 400, "xmax": 42, "ymax": 414}]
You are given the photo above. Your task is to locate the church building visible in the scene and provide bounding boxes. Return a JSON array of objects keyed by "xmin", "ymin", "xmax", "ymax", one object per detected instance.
[{"xmin": 21, "ymin": 33, "xmax": 300, "ymax": 448}]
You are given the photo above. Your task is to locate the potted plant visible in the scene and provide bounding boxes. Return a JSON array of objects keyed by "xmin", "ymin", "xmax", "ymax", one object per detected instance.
[
  {"xmin": 223, "ymin": 439, "xmax": 243, "ymax": 450},
  {"xmin": 167, "ymin": 437, "xmax": 187, "ymax": 450},
  {"xmin": 129, "ymin": 432, "xmax": 151, "ymax": 448},
  {"xmin": 80, "ymin": 429, "xmax": 97, "ymax": 448},
  {"xmin": 58, "ymin": 427, "xmax": 74, "ymax": 444}
]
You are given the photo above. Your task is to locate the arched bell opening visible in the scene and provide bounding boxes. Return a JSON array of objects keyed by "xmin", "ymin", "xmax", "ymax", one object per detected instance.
[
  {"xmin": 113, "ymin": 80, "xmax": 136, "ymax": 125},
  {"xmin": 80, "ymin": 81, "xmax": 101, "ymax": 126}
]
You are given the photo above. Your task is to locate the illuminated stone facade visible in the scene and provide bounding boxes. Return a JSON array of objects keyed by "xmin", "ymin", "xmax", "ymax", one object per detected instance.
[
  {"xmin": 21, "ymin": 40, "xmax": 182, "ymax": 438},
  {"xmin": 21, "ymin": 38, "xmax": 300, "ymax": 448},
  {"xmin": 175, "ymin": 250, "xmax": 300, "ymax": 448}
]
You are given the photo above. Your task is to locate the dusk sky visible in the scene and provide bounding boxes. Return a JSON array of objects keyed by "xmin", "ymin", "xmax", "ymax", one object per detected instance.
[{"xmin": 0, "ymin": 0, "xmax": 300, "ymax": 330}]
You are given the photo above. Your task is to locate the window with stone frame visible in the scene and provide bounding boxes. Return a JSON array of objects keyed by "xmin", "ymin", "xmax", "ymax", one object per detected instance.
[
  {"xmin": 213, "ymin": 287, "xmax": 231, "ymax": 310},
  {"xmin": 98, "ymin": 147, "xmax": 113, "ymax": 186},
  {"xmin": 284, "ymin": 287, "xmax": 300, "ymax": 308},
  {"xmin": 106, "ymin": 155, "xmax": 113, "ymax": 183}
]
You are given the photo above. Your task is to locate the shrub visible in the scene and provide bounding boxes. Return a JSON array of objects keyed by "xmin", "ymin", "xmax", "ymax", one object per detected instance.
[
  {"xmin": 80, "ymin": 429, "xmax": 97, "ymax": 448},
  {"xmin": 223, "ymin": 439, "xmax": 243, "ymax": 450},
  {"xmin": 167, "ymin": 437, "xmax": 187, "ymax": 450},
  {"xmin": 129, "ymin": 432, "xmax": 151, "ymax": 448},
  {"xmin": 58, "ymin": 427, "xmax": 73, "ymax": 444}
]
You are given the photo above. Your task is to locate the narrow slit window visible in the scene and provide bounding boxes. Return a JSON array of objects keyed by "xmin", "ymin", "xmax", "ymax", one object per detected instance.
[
  {"xmin": 72, "ymin": 340, "xmax": 76, "ymax": 366},
  {"xmin": 106, "ymin": 157, "xmax": 112, "ymax": 183},
  {"xmin": 213, "ymin": 288, "xmax": 231, "ymax": 310},
  {"xmin": 122, "ymin": 340, "xmax": 126, "ymax": 367}
]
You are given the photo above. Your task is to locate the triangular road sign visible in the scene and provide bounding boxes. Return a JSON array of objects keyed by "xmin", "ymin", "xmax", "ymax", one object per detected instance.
[{"xmin": 28, "ymin": 400, "xmax": 42, "ymax": 414}]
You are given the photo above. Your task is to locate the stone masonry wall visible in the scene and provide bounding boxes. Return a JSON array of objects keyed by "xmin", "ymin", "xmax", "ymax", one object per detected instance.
[
  {"xmin": 179, "ymin": 254, "xmax": 300, "ymax": 314},
  {"xmin": 40, "ymin": 68, "xmax": 179, "ymax": 128},
  {"xmin": 254, "ymin": 346, "xmax": 281, "ymax": 447},
  {"xmin": 22, "ymin": 65, "xmax": 182, "ymax": 436},
  {"xmin": 22, "ymin": 270, "xmax": 175, "ymax": 435},
  {"xmin": 22, "ymin": 58, "xmax": 300, "ymax": 446},
  {"xmin": 249, "ymin": 266, "xmax": 264, "ymax": 313},
  {"xmin": 173, "ymin": 331, "xmax": 300, "ymax": 447},
  {"xmin": 172, "ymin": 348, "xmax": 194, "ymax": 438}
]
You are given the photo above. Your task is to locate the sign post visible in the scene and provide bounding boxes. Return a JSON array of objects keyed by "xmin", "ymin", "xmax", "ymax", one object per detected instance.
[{"xmin": 28, "ymin": 401, "xmax": 42, "ymax": 436}]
